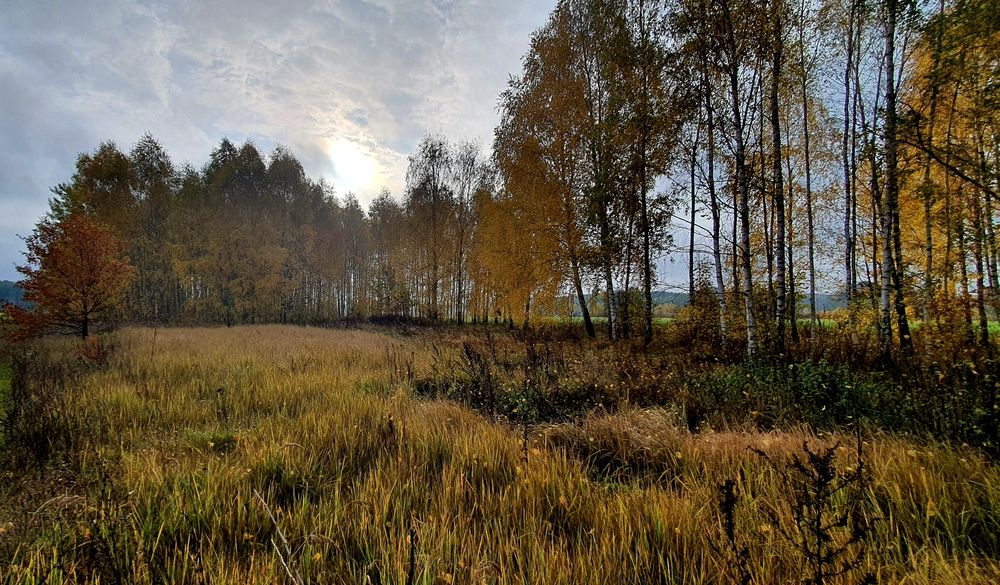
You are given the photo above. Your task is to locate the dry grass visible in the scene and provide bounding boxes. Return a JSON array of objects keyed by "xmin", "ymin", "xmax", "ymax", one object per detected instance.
[{"xmin": 1, "ymin": 325, "xmax": 998, "ymax": 584}]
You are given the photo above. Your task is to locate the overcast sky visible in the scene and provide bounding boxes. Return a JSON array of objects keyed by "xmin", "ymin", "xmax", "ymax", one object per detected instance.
[
  {"xmin": 0, "ymin": 0, "xmax": 698, "ymax": 285},
  {"xmin": 0, "ymin": 0, "xmax": 554, "ymax": 278}
]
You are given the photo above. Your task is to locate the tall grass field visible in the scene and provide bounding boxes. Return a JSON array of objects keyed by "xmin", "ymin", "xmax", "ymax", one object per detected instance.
[{"xmin": 1, "ymin": 326, "xmax": 998, "ymax": 583}]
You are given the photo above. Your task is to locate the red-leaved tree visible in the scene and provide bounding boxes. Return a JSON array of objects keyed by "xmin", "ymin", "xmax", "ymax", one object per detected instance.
[{"xmin": 4, "ymin": 213, "xmax": 134, "ymax": 340}]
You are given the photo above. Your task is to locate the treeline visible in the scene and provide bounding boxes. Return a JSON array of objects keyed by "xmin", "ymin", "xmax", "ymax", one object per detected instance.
[
  {"xmin": 41, "ymin": 0, "xmax": 999, "ymax": 355},
  {"xmin": 48, "ymin": 135, "xmax": 502, "ymax": 325}
]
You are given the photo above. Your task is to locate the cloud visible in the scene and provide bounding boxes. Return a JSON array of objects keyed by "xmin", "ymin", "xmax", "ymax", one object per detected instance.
[{"xmin": 0, "ymin": 0, "xmax": 555, "ymax": 279}]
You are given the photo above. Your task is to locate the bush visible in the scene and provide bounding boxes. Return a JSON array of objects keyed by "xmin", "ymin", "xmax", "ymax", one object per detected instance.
[{"xmin": 685, "ymin": 360, "xmax": 884, "ymax": 431}]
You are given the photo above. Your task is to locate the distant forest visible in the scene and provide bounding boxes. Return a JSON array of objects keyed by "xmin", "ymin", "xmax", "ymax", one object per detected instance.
[
  {"xmin": 19, "ymin": 0, "xmax": 1000, "ymax": 355},
  {"xmin": 0, "ymin": 280, "xmax": 24, "ymax": 306}
]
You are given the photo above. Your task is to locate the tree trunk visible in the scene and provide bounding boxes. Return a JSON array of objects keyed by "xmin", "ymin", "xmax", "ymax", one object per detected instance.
[
  {"xmin": 599, "ymin": 197, "xmax": 617, "ymax": 340},
  {"xmin": 762, "ymin": 92, "xmax": 776, "ymax": 323},
  {"xmin": 622, "ymin": 217, "xmax": 635, "ymax": 340},
  {"xmin": 704, "ymin": 69, "xmax": 729, "ymax": 340},
  {"xmin": 799, "ymin": 0, "xmax": 816, "ymax": 330},
  {"xmin": 771, "ymin": 2, "xmax": 786, "ymax": 355},
  {"xmin": 639, "ymin": 0, "xmax": 655, "ymax": 347},
  {"xmin": 843, "ymin": 0, "xmax": 857, "ymax": 337},
  {"xmin": 642, "ymin": 175, "xmax": 653, "ymax": 345},
  {"xmin": 959, "ymin": 202, "xmax": 974, "ymax": 343},
  {"xmin": 878, "ymin": 2, "xmax": 894, "ymax": 357},
  {"xmin": 689, "ymin": 142, "xmax": 697, "ymax": 299},
  {"xmin": 978, "ymin": 131, "xmax": 999, "ymax": 296},
  {"xmin": 920, "ymin": 0, "xmax": 945, "ymax": 327},
  {"xmin": 720, "ymin": 0, "xmax": 757, "ymax": 355},
  {"xmin": 431, "ymin": 182, "xmax": 440, "ymax": 321},
  {"xmin": 604, "ymin": 262, "xmax": 617, "ymax": 341},
  {"xmin": 572, "ymin": 253, "xmax": 596, "ymax": 338},
  {"xmin": 785, "ymin": 138, "xmax": 799, "ymax": 346},
  {"xmin": 885, "ymin": 0, "xmax": 912, "ymax": 352},
  {"xmin": 972, "ymin": 189, "xmax": 990, "ymax": 347},
  {"xmin": 457, "ymin": 225, "xmax": 465, "ymax": 324},
  {"xmin": 942, "ymin": 83, "xmax": 960, "ymax": 305}
]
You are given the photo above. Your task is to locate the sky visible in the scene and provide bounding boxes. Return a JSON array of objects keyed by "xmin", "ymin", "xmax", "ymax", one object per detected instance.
[
  {"xmin": 0, "ymin": 0, "xmax": 700, "ymax": 286},
  {"xmin": 0, "ymin": 0, "xmax": 562, "ymax": 280}
]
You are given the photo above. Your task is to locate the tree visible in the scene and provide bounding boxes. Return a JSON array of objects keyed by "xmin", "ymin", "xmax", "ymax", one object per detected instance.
[
  {"xmin": 129, "ymin": 133, "xmax": 176, "ymax": 321},
  {"xmin": 717, "ymin": 0, "xmax": 764, "ymax": 356},
  {"xmin": 450, "ymin": 142, "xmax": 483, "ymax": 324},
  {"xmin": 49, "ymin": 141, "xmax": 135, "ymax": 235},
  {"xmin": 840, "ymin": 0, "xmax": 859, "ymax": 336},
  {"xmin": 571, "ymin": 0, "xmax": 629, "ymax": 340},
  {"xmin": 405, "ymin": 134, "xmax": 453, "ymax": 321},
  {"xmin": 494, "ymin": 1, "xmax": 598, "ymax": 336},
  {"xmin": 879, "ymin": 0, "xmax": 914, "ymax": 358},
  {"xmin": 623, "ymin": 0, "xmax": 679, "ymax": 345},
  {"xmin": 6, "ymin": 213, "xmax": 134, "ymax": 340},
  {"xmin": 796, "ymin": 0, "xmax": 817, "ymax": 331}
]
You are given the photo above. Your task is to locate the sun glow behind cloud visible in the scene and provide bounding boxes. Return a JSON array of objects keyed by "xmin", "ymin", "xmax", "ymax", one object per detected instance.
[
  {"xmin": 326, "ymin": 138, "xmax": 378, "ymax": 196},
  {"xmin": 0, "ymin": 0, "xmax": 559, "ymax": 279}
]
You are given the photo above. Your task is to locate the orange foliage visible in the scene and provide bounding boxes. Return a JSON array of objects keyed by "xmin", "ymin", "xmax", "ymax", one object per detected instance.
[{"xmin": 4, "ymin": 213, "xmax": 134, "ymax": 340}]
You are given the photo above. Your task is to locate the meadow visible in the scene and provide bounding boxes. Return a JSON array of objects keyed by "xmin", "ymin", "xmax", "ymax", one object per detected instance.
[
  {"xmin": 0, "ymin": 360, "xmax": 9, "ymax": 449},
  {"xmin": 1, "ymin": 325, "xmax": 998, "ymax": 584}
]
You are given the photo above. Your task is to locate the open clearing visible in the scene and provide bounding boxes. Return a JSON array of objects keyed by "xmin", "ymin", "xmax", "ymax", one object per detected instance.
[{"xmin": 1, "ymin": 325, "xmax": 998, "ymax": 584}]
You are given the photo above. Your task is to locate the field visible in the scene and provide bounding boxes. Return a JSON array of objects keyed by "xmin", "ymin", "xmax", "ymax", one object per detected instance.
[{"xmin": 1, "ymin": 325, "xmax": 998, "ymax": 584}]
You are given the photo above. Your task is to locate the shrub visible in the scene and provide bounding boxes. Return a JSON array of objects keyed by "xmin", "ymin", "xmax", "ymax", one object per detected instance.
[
  {"xmin": 686, "ymin": 360, "xmax": 885, "ymax": 431},
  {"xmin": 754, "ymin": 438, "xmax": 877, "ymax": 585}
]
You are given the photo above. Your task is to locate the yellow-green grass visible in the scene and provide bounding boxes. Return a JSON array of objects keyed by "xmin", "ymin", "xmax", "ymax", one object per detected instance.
[
  {"xmin": 2, "ymin": 326, "xmax": 998, "ymax": 584},
  {"xmin": 0, "ymin": 358, "xmax": 9, "ymax": 448}
]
